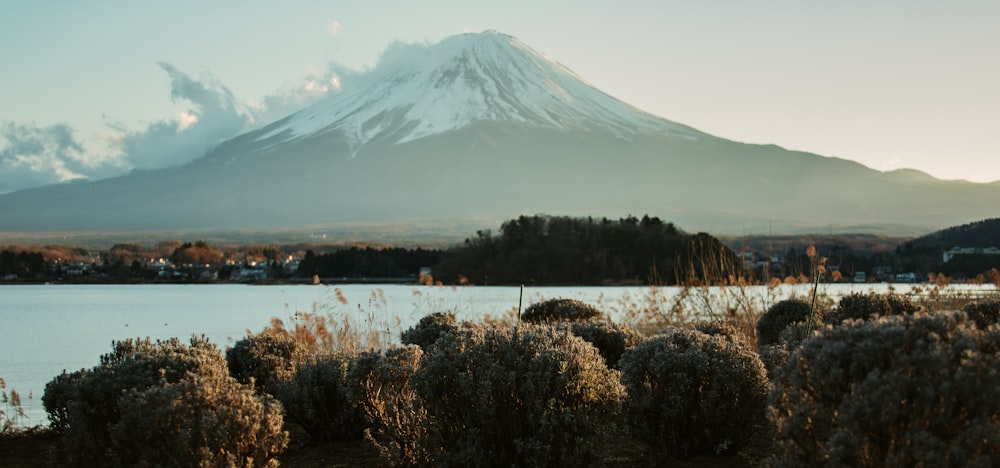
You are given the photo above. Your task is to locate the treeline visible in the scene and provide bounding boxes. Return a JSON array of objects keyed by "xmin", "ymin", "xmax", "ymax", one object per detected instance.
[
  {"xmin": 9, "ymin": 216, "xmax": 1000, "ymax": 285},
  {"xmin": 892, "ymin": 218, "xmax": 1000, "ymax": 278},
  {"xmin": 0, "ymin": 250, "xmax": 46, "ymax": 278},
  {"xmin": 906, "ymin": 218, "xmax": 1000, "ymax": 249},
  {"xmin": 108, "ymin": 241, "xmax": 227, "ymax": 266},
  {"xmin": 298, "ymin": 247, "xmax": 443, "ymax": 279},
  {"xmin": 431, "ymin": 215, "xmax": 742, "ymax": 285}
]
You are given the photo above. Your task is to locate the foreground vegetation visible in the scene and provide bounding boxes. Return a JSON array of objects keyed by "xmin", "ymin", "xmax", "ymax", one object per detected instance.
[{"xmin": 4, "ymin": 282, "xmax": 1000, "ymax": 466}]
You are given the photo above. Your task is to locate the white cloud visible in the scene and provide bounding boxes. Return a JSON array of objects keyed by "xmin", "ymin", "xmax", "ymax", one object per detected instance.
[
  {"xmin": 303, "ymin": 79, "xmax": 325, "ymax": 95},
  {"xmin": 249, "ymin": 65, "xmax": 360, "ymax": 126},
  {"xmin": 300, "ymin": 72, "xmax": 345, "ymax": 96},
  {"xmin": 0, "ymin": 122, "xmax": 120, "ymax": 194},
  {"xmin": 177, "ymin": 111, "xmax": 199, "ymax": 131},
  {"xmin": 0, "ymin": 63, "xmax": 256, "ymax": 193},
  {"xmin": 329, "ymin": 19, "xmax": 341, "ymax": 37},
  {"xmin": 106, "ymin": 62, "xmax": 251, "ymax": 170},
  {"xmin": 0, "ymin": 56, "xmax": 371, "ymax": 194}
]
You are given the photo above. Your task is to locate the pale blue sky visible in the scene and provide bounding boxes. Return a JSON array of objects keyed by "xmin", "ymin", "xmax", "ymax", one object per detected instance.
[{"xmin": 1, "ymin": 0, "xmax": 998, "ymax": 193}]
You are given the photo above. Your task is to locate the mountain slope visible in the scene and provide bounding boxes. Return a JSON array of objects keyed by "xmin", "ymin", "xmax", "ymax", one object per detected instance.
[
  {"xmin": 0, "ymin": 30, "xmax": 997, "ymax": 238},
  {"xmin": 252, "ymin": 31, "xmax": 701, "ymax": 152}
]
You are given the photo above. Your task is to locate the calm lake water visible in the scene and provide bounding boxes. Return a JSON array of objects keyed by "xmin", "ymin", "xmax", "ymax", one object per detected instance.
[{"xmin": 2, "ymin": 282, "xmax": 992, "ymax": 427}]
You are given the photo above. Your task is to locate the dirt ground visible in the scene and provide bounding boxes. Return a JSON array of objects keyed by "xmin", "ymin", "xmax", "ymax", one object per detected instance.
[{"xmin": 1, "ymin": 425, "xmax": 770, "ymax": 467}]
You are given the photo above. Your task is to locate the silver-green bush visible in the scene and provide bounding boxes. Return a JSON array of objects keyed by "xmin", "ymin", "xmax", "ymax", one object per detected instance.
[
  {"xmin": 412, "ymin": 323, "xmax": 624, "ymax": 467},
  {"xmin": 768, "ymin": 311, "xmax": 1000, "ymax": 466},
  {"xmin": 568, "ymin": 320, "xmax": 643, "ymax": 368},
  {"xmin": 962, "ymin": 299, "xmax": 1000, "ymax": 328},
  {"xmin": 521, "ymin": 298, "xmax": 603, "ymax": 323},
  {"xmin": 41, "ymin": 368, "xmax": 87, "ymax": 432},
  {"xmin": 112, "ymin": 372, "xmax": 288, "ymax": 467},
  {"xmin": 759, "ymin": 322, "xmax": 818, "ymax": 377},
  {"xmin": 278, "ymin": 351, "xmax": 365, "ymax": 443},
  {"xmin": 693, "ymin": 320, "xmax": 738, "ymax": 338},
  {"xmin": 227, "ymin": 332, "xmax": 308, "ymax": 396},
  {"xmin": 400, "ymin": 312, "xmax": 458, "ymax": 349},
  {"xmin": 347, "ymin": 345, "xmax": 431, "ymax": 466},
  {"xmin": 823, "ymin": 292, "xmax": 920, "ymax": 326},
  {"xmin": 44, "ymin": 336, "xmax": 230, "ymax": 466},
  {"xmin": 756, "ymin": 299, "xmax": 814, "ymax": 345},
  {"xmin": 758, "ymin": 343, "xmax": 791, "ymax": 378},
  {"xmin": 619, "ymin": 329, "xmax": 770, "ymax": 459}
]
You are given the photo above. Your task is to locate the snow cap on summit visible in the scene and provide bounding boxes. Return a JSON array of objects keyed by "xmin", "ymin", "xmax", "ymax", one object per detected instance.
[{"xmin": 256, "ymin": 30, "xmax": 700, "ymax": 151}]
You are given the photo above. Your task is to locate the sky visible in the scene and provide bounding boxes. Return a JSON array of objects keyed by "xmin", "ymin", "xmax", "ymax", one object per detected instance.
[{"xmin": 1, "ymin": 0, "xmax": 998, "ymax": 194}]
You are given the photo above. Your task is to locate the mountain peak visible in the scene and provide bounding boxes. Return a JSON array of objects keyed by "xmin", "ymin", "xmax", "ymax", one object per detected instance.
[
  {"xmin": 253, "ymin": 30, "xmax": 701, "ymax": 153},
  {"xmin": 457, "ymin": 28, "xmax": 513, "ymax": 43}
]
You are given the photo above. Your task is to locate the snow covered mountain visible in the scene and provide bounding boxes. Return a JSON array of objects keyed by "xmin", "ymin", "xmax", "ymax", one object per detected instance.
[
  {"xmin": 1, "ymin": 30, "xmax": 998, "ymax": 239},
  {"xmin": 253, "ymin": 30, "xmax": 700, "ymax": 153}
]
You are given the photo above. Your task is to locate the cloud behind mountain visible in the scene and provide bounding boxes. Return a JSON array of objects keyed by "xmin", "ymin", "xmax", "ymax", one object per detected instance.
[{"xmin": 0, "ymin": 60, "xmax": 355, "ymax": 194}]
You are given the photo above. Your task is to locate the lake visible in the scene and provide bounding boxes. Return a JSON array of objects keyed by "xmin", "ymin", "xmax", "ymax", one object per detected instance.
[{"xmin": 1, "ymin": 282, "xmax": 990, "ymax": 427}]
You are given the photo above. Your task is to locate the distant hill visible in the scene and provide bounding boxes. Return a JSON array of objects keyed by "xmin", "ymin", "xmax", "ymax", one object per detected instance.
[
  {"xmin": 904, "ymin": 218, "xmax": 1000, "ymax": 250},
  {"xmin": 1, "ymin": 30, "xmax": 999, "ymax": 240},
  {"xmin": 889, "ymin": 218, "xmax": 1000, "ymax": 280}
]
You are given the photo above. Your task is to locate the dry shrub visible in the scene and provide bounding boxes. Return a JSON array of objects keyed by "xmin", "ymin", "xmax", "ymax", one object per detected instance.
[
  {"xmin": 619, "ymin": 329, "xmax": 770, "ymax": 459},
  {"xmin": 693, "ymin": 320, "xmax": 750, "ymax": 343},
  {"xmin": 905, "ymin": 283, "xmax": 989, "ymax": 312},
  {"xmin": 756, "ymin": 299, "xmax": 814, "ymax": 346},
  {"xmin": 824, "ymin": 292, "xmax": 920, "ymax": 326},
  {"xmin": 226, "ymin": 332, "xmax": 308, "ymax": 396},
  {"xmin": 261, "ymin": 287, "xmax": 395, "ymax": 354},
  {"xmin": 278, "ymin": 351, "xmax": 365, "ymax": 443},
  {"xmin": 962, "ymin": 299, "xmax": 1000, "ymax": 328},
  {"xmin": 481, "ymin": 305, "xmax": 520, "ymax": 329},
  {"xmin": 521, "ymin": 298, "xmax": 603, "ymax": 324},
  {"xmin": 41, "ymin": 369, "xmax": 87, "ymax": 432},
  {"xmin": 412, "ymin": 323, "xmax": 625, "ymax": 467},
  {"xmin": 768, "ymin": 311, "xmax": 1000, "ymax": 467},
  {"xmin": 44, "ymin": 336, "xmax": 229, "ymax": 466},
  {"xmin": 758, "ymin": 322, "xmax": 817, "ymax": 377},
  {"xmin": 758, "ymin": 343, "xmax": 791, "ymax": 379},
  {"xmin": 348, "ymin": 345, "xmax": 431, "ymax": 466},
  {"xmin": 568, "ymin": 320, "xmax": 643, "ymax": 369},
  {"xmin": 112, "ymin": 372, "xmax": 288, "ymax": 467},
  {"xmin": 613, "ymin": 282, "xmax": 792, "ymax": 343},
  {"xmin": 615, "ymin": 284, "xmax": 683, "ymax": 335},
  {"xmin": 1, "ymin": 377, "xmax": 28, "ymax": 433},
  {"xmin": 400, "ymin": 312, "xmax": 458, "ymax": 349},
  {"xmin": 262, "ymin": 311, "xmax": 377, "ymax": 354}
]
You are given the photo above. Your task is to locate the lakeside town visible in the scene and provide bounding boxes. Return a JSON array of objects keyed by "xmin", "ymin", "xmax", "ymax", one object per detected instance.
[{"xmin": 3, "ymin": 237, "xmax": 999, "ymax": 286}]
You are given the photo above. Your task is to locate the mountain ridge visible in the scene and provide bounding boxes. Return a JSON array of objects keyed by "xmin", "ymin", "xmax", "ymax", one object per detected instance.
[{"xmin": 0, "ymin": 30, "xmax": 997, "ymax": 239}]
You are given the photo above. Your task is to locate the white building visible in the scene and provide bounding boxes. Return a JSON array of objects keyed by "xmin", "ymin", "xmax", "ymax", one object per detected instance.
[{"xmin": 943, "ymin": 247, "xmax": 1000, "ymax": 263}]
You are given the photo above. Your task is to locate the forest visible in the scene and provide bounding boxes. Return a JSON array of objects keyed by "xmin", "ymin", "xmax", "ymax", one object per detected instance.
[
  {"xmin": 297, "ymin": 246, "xmax": 443, "ymax": 280},
  {"xmin": 4, "ymin": 216, "xmax": 1000, "ymax": 286},
  {"xmin": 429, "ymin": 215, "xmax": 740, "ymax": 285}
]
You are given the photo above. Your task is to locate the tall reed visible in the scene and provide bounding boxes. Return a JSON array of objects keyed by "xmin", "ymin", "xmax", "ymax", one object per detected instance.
[
  {"xmin": 261, "ymin": 286, "xmax": 399, "ymax": 353},
  {"xmin": 1, "ymin": 377, "xmax": 31, "ymax": 432}
]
